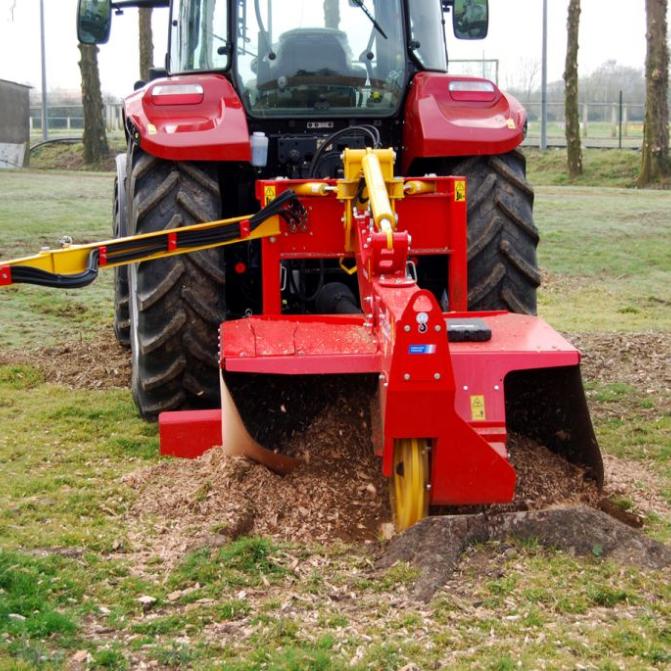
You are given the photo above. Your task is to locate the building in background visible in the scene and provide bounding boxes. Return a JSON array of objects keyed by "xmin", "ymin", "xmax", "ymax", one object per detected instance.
[{"xmin": 0, "ymin": 79, "xmax": 31, "ymax": 169}]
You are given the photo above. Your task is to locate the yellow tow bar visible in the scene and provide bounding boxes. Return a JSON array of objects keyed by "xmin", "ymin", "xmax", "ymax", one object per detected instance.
[{"xmin": 0, "ymin": 190, "xmax": 297, "ymax": 289}]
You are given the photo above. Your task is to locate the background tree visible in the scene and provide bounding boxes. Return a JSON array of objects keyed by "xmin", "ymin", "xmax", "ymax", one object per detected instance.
[
  {"xmin": 564, "ymin": 0, "xmax": 582, "ymax": 177},
  {"xmin": 78, "ymin": 44, "xmax": 108, "ymax": 165},
  {"xmin": 638, "ymin": 0, "xmax": 670, "ymax": 185},
  {"xmin": 139, "ymin": 8, "xmax": 154, "ymax": 82}
]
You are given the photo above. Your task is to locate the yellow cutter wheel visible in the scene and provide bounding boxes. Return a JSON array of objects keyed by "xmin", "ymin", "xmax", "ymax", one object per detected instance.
[{"xmin": 391, "ymin": 438, "xmax": 430, "ymax": 531}]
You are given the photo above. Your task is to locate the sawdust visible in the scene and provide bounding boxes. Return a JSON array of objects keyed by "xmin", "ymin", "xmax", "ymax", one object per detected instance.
[
  {"xmin": 124, "ymin": 394, "xmax": 601, "ymax": 569},
  {"xmin": 570, "ymin": 331, "xmax": 671, "ymax": 391},
  {"xmin": 0, "ymin": 331, "xmax": 130, "ymax": 390},
  {"xmin": 124, "ymin": 383, "xmax": 389, "ymax": 567},
  {"xmin": 603, "ymin": 453, "xmax": 671, "ymax": 520}
]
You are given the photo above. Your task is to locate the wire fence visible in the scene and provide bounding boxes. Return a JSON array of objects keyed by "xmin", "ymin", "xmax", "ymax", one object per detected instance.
[
  {"xmin": 521, "ymin": 101, "xmax": 645, "ymax": 149},
  {"xmin": 30, "ymin": 103, "xmax": 124, "ymax": 140}
]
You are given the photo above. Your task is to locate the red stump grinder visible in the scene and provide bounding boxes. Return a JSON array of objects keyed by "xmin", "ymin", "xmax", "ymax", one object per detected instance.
[{"xmin": 0, "ymin": 0, "xmax": 603, "ymax": 530}]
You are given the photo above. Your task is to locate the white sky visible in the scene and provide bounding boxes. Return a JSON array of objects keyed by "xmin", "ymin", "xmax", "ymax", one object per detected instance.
[{"xmin": 0, "ymin": 1, "xmax": 653, "ymax": 98}]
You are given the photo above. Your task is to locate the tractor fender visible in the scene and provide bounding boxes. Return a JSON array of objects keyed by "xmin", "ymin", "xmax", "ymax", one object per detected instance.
[
  {"xmin": 123, "ymin": 74, "xmax": 251, "ymax": 163},
  {"xmin": 401, "ymin": 72, "xmax": 527, "ymax": 173}
]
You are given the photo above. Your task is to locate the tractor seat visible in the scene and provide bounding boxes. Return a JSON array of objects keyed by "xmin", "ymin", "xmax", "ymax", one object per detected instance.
[{"xmin": 258, "ymin": 28, "xmax": 366, "ymax": 90}]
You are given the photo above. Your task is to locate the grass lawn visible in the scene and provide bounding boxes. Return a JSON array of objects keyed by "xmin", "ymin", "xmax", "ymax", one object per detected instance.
[{"xmin": 0, "ymin": 168, "xmax": 669, "ymax": 670}]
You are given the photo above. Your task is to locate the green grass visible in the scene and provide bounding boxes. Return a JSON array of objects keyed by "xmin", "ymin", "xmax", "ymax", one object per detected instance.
[
  {"xmin": 534, "ymin": 186, "xmax": 671, "ymax": 331},
  {"xmin": 526, "ymin": 147, "xmax": 643, "ymax": 188},
  {"xmin": 0, "ymin": 170, "xmax": 114, "ymax": 348},
  {"xmin": 0, "ymin": 169, "xmax": 669, "ymax": 669}
]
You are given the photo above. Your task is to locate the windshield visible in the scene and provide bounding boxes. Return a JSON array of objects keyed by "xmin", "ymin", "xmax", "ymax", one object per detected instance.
[
  {"xmin": 235, "ymin": 0, "xmax": 406, "ymax": 118},
  {"xmin": 170, "ymin": 0, "xmax": 229, "ymax": 73},
  {"xmin": 409, "ymin": 0, "xmax": 447, "ymax": 71}
]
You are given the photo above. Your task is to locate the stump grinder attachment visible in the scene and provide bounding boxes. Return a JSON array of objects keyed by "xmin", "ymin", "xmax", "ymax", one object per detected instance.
[{"xmin": 0, "ymin": 148, "xmax": 603, "ymax": 530}]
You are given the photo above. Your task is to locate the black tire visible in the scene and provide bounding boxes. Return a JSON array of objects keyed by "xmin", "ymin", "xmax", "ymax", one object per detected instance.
[
  {"xmin": 113, "ymin": 175, "xmax": 130, "ymax": 347},
  {"xmin": 128, "ymin": 150, "xmax": 226, "ymax": 420},
  {"xmin": 451, "ymin": 150, "xmax": 540, "ymax": 314}
]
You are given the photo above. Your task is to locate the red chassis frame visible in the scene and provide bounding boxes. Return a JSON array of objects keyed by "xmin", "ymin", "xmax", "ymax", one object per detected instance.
[{"xmin": 159, "ymin": 176, "xmax": 588, "ymax": 506}]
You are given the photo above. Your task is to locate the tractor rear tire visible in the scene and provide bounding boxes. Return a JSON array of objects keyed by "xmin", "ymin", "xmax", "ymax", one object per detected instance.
[
  {"xmin": 451, "ymin": 150, "xmax": 540, "ymax": 314},
  {"xmin": 128, "ymin": 150, "xmax": 226, "ymax": 420}
]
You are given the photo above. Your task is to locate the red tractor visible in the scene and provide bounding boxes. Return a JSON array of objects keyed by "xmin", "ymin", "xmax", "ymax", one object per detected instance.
[
  {"xmin": 0, "ymin": 0, "xmax": 600, "ymax": 530},
  {"xmin": 79, "ymin": 0, "xmax": 537, "ymax": 418}
]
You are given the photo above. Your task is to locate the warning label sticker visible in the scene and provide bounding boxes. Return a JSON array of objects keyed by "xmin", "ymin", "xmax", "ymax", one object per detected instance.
[
  {"xmin": 264, "ymin": 185, "xmax": 276, "ymax": 204},
  {"xmin": 455, "ymin": 180, "xmax": 466, "ymax": 202},
  {"xmin": 470, "ymin": 394, "xmax": 486, "ymax": 421}
]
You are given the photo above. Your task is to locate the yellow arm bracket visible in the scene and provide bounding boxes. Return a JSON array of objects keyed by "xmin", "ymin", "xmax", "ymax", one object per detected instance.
[
  {"xmin": 0, "ymin": 190, "xmax": 297, "ymax": 290},
  {"xmin": 337, "ymin": 148, "xmax": 404, "ymax": 252}
]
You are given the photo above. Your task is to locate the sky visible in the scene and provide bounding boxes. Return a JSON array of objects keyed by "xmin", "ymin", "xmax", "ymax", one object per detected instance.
[{"xmin": 0, "ymin": 0, "xmax": 654, "ymax": 99}]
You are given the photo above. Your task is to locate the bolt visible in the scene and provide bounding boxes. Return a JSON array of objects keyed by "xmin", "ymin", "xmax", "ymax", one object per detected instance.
[
  {"xmin": 463, "ymin": 385, "xmax": 469, "ymax": 391},
  {"xmin": 426, "ymin": 483, "xmax": 432, "ymax": 491},
  {"xmin": 435, "ymin": 325, "xmax": 442, "ymax": 332},
  {"xmin": 434, "ymin": 373, "xmax": 441, "ymax": 380},
  {"xmin": 404, "ymin": 325, "xmax": 411, "ymax": 333},
  {"xmin": 403, "ymin": 373, "xmax": 411, "ymax": 381},
  {"xmin": 269, "ymin": 236, "xmax": 277, "ymax": 244},
  {"xmin": 378, "ymin": 373, "xmax": 386, "ymax": 381},
  {"xmin": 494, "ymin": 384, "xmax": 500, "ymax": 391}
]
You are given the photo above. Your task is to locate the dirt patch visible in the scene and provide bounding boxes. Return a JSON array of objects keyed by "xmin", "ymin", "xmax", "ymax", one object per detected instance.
[
  {"xmin": 124, "ymin": 385, "xmax": 388, "ymax": 568},
  {"xmin": 603, "ymin": 454, "xmax": 671, "ymax": 520},
  {"xmin": 569, "ymin": 331, "xmax": 671, "ymax": 391},
  {"xmin": 0, "ymin": 331, "xmax": 131, "ymax": 390},
  {"xmin": 379, "ymin": 507, "xmax": 671, "ymax": 601}
]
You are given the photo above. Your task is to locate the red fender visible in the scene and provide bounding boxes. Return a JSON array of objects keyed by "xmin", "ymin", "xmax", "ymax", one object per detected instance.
[
  {"xmin": 402, "ymin": 72, "xmax": 527, "ymax": 173},
  {"xmin": 123, "ymin": 74, "xmax": 251, "ymax": 163}
]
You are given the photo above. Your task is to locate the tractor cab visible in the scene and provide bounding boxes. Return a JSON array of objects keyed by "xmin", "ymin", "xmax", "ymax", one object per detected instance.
[{"xmin": 80, "ymin": 0, "xmax": 489, "ymax": 121}]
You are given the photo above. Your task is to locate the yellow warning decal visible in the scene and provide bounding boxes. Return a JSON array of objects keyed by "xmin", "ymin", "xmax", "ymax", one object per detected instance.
[
  {"xmin": 264, "ymin": 185, "xmax": 276, "ymax": 205},
  {"xmin": 506, "ymin": 118, "xmax": 517, "ymax": 129},
  {"xmin": 455, "ymin": 180, "xmax": 466, "ymax": 202},
  {"xmin": 470, "ymin": 395, "xmax": 486, "ymax": 421},
  {"xmin": 147, "ymin": 123, "xmax": 157, "ymax": 136}
]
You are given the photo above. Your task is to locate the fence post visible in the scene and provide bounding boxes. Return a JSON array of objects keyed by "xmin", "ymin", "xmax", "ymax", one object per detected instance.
[
  {"xmin": 582, "ymin": 103, "xmax": 589, "ymax": 138},
  {"xmin": 618, "ymin": 91, "xmax": 623, "ymax": 149}
]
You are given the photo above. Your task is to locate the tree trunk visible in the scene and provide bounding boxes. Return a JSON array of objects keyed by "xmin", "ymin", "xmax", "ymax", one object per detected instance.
[
  {"xmin": 139, "ymin": 7, "xmax": 154, "ymax": 82},
  {"xmin": 638, "ymin": 0, "xmax": 670, "ymax": 186},
  {"xmin": 564, "ymin": 0, "xmax": 582, "ymax": 178},
  {"xmin": 324, "ymin": 0, "xmax": 340, "ymax": 29},
  {"xmin": 78, "ymin": 44, "xmax": 108, "ymax": 165}
]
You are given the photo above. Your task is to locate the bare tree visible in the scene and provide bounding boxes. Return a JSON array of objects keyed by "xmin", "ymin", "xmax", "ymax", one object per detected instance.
[
  {"xmin": 324, "ymin": 0, "xmax": 339, "ymax": 29},
  {"xmin": 139, "ymin": 8, "xmax": 154, "ymax": 82},
  {"xmin": 564, "ymin": 0, "xmax": 582, "ymax": 177},
  {"xmin": 638, "ymin": 0, "xmax": 670, "ymax": 185},
  {"xmin": 78, "ymin": 44, "xmax": 109, "ymax": 164},
  {"xmin": 505, "ymin": 57, "xmax": 541, "ymax": 102}
]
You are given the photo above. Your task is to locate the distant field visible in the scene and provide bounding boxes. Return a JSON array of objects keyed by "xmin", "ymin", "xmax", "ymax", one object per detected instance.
[{"xmin": 0, "ymin": 170, "xmax": 669, "ymax": 669}]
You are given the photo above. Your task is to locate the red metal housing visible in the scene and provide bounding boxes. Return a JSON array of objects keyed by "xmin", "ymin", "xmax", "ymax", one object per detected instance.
[
  {"xmin": 124, "ymin": 74, "xmax": 251, "ymax": 162},
  {"xmin": 402, "ymin": 73, "xmax": 527, "ymax": 172}
]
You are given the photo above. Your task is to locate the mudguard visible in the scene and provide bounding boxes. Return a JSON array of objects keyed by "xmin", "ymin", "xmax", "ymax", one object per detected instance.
[
  {"xmin": 402, "ymin": 72, "xmax": 527, "ymax": 173},
  {"xmin": 123, "ymin": 74, "xmax": 251, "ymax": 163}
]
